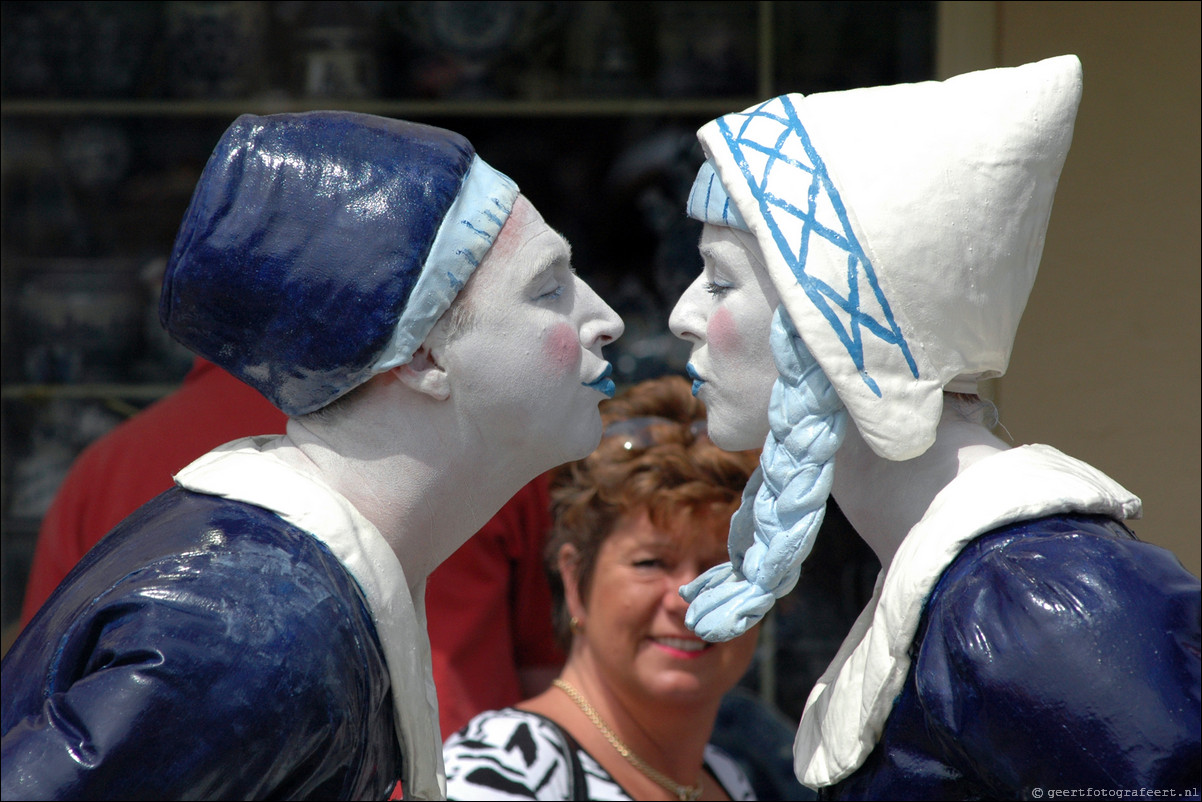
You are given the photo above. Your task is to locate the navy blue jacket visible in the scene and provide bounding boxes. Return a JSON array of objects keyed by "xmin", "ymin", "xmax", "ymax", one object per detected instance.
[
  {"xmin": 2, "ymin": 488, "xmax": 401, "ymax": 800},
  {"xmin": 823, "ymin": 514, "xmax": 1201, "ymax": 801}
]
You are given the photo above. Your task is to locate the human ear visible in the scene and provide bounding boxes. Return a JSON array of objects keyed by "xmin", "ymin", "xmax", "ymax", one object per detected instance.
[
  {"xmin": 395, "ymin": 345, "xmax": 450, "ymax": 401},
  {"xmin": 558, "ymin": 544, "xmax": 587, "ymax": 621}
]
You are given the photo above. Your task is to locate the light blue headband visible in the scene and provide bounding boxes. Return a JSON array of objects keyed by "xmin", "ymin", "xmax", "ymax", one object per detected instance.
[
  {"xmin": 686, "ymin": 160, "xmax": 750, "ymax": 232},
  {"xmin": 370, "ymin": 155, "xmax": 519, "ymax": 373}
]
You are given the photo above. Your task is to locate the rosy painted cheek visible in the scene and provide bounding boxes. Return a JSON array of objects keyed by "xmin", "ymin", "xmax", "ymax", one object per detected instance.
[
  {"xmin": 542, "ymin": 322, "xmax": 580, "ymax": 374},
  {"xmin": 707, "ymin": 307, "xmax": 741, "ymax": 354}
]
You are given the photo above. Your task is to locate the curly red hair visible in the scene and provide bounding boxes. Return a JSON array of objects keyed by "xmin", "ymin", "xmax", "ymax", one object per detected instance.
[{"xmin": 545, "ymin": 375, "xmax": 760, "ymax": 647}]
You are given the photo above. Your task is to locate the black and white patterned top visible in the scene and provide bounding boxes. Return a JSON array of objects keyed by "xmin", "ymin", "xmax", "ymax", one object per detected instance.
[{"xmin": 444, "ymin": 708, "xmax": 757, "ymax": 801}]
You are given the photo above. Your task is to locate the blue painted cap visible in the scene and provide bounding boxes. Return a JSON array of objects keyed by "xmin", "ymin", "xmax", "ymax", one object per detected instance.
[
  {"xmin": 687, "ymin": 160, "xmax": 749, "ymax": 231},
  {"xmin": 160, "ymin": 111, "xmax": 517, "ymax": 416}
]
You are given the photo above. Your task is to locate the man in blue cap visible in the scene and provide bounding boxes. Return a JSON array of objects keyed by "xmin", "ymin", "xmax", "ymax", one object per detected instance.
[{"xmin": 1, "ymin": 112, "xmax": 623, "ymax": 800}]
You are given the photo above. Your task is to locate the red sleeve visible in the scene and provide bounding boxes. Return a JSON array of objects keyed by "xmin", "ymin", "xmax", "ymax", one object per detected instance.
[
  {"xmin": 19, "ymin": 360, "xmax": 286, "ymax": 626},
  {"xmin": 426, "ymin": 471, "xmax": 564, "ymax": 739},
  {"xmin": 19, "ymin": 462, "xmax": 103, "ymax": 625},
  {"xmin": 505, "ymin": 472, "xmax": 565, "ymax": 670}
]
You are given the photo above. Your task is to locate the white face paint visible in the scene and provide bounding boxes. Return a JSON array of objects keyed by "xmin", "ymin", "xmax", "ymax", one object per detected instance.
[
  {"xmin": 437, "ymin": 195, "xmax": 625, "ymax": 463},
  {"xmin": 669, "ymin": 224, "xmax": 780, "ymax": 451}
]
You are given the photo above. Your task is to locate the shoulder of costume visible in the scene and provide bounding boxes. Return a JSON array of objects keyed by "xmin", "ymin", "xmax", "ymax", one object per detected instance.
[
  {"xmin": 795, "ymin": 444, "xmax": 1141, "ymax": 788},
  {"xmin": 174, "ymin": 436, "xmax": 446, "ymax": 801}
]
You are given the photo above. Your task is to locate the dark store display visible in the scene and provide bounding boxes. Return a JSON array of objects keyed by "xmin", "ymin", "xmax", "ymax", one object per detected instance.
[{"xmin": 1, "ymin": 0, "xmax": 932, "ymax": 717}]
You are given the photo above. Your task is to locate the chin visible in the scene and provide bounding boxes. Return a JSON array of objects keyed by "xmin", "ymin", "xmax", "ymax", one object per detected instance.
[
  {"xmin": 563, "ymin": 409, "xmax": 605, "ymax": 460},
  {"xmin": 647, "ymin": 674, "xmax": 722, "ymax": 708},
  {"xmin": 700, "ymin": 392, "xmax": 770, "ymax": 450},
  {"xmin": 707, "ymin": 418, "xmax": 769, "ymax": 452}
]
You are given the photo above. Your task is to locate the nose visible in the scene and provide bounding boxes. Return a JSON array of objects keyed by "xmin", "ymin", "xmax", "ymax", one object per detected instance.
[
  {"xmin": 576, "ymin": 276, "xmax": 624, "ymax": 349},
  {"xmin": 665, "ymin": 560, "xmax": 711, "ymax": 615},
  {"xmin": 668, "ymin": 273, "xmax": 707, "ymax": 344},
  {"xmin": 664, "ymin": 575, "xmax": 692, "ymax": 616}
]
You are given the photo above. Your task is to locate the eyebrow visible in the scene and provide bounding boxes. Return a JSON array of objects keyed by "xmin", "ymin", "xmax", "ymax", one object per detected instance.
[
  {"xmin": 521, "ymin": 239, "xmax": 574, "ymax": 291},
  {"xmin": 697, "ymin": 242, "xmax": 720, "ymax": 265},
  {"xmin": 630, "ymin": 532, "xmax": 679, "ymax": 552}
]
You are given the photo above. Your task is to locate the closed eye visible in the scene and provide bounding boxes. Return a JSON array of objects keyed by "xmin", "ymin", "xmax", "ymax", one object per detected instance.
[{"xmin": 705, "ymin": 281, "xmax": 732, "ymax": 296}]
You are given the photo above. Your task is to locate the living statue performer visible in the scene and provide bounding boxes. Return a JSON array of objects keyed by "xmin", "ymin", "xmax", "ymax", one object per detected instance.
[
  {"xmin": 668, "ymin": 55, "xmax": 1201, "ymax": 799},
  {"xmin": 16, "ymin": 354, "xmax": 566, "ymax": 742},
  {"xmin": 1, "ymin": 111, "xmax": 623, "ymax": 800}
]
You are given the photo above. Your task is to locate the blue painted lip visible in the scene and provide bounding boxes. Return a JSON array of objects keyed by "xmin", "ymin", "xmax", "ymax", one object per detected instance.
[
  {"xmin": 583, "ymin": 363, "xmax": 616, "ymax": 398},
  {"xmin": 686, "ymin": 363, "xmax": 704, "ymax": 396}
]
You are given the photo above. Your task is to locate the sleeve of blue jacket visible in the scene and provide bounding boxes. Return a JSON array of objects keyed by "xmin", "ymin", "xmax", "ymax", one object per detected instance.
[
  {"xmin": 826, "ymin": 515, "xmax": 1202, "ymax": 801},
  {"xmin": 917, "ymin": 516, "xmax": 1202, "ymax": 796},
  {"xmin": 2, "ymin": 489, "xmax": 401, "ymax": 801}
]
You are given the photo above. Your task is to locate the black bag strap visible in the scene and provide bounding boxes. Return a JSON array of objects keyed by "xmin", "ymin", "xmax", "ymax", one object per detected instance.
[{"xmin": 553, "ymin": 721, "xmax": 590, "ymax": 800}]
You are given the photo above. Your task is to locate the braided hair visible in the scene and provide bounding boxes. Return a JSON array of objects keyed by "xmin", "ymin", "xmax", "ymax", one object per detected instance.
[{"xmin": 682, "ymin": 307, "xmax": 848, "ymax": 641}]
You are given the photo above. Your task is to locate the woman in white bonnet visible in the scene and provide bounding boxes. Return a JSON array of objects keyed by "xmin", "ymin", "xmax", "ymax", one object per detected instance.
[{"xmin": 669, "ymin": 56, "xmax": 1200, "ymax": 800}]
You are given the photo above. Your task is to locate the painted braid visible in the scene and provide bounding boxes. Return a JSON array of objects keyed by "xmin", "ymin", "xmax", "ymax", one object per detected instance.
[{"xmin": 682, "ymin": 307, "xmax": 847, "ymax": 641}]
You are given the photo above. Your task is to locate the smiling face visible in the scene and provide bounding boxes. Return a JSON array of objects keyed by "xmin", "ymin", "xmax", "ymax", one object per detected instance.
[
  {"xmin": 564, "ymin": 507, "xmax": 758, "ymax": 708},
  {"xmin": 669, "ymin": 224, "xmax": 781, "ymax": 451},
  {"xmin": 433, "ymin": 195, "xmax": 624, "ymax": 465}
]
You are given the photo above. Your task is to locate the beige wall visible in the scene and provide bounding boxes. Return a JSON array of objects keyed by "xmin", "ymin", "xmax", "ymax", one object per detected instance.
[{"xmin": 940, "ymin": 2, "xmax": 1201, "ymax": 575}]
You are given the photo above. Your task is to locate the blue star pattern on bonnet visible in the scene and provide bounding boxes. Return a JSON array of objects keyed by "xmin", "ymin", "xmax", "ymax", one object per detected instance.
[{"xmin": 712, "ymin": 96, "xmax": 919, "ymax": 397}]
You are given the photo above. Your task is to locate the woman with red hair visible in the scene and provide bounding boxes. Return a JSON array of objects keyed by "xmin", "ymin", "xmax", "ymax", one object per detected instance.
[{"xmin": 445, "ymin": 376, "xmax": 761, "ymax": 801}]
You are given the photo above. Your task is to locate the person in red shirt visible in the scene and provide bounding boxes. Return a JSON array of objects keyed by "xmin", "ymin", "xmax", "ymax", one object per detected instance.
[{"xmin": 18, "ymin": 356, "xmax": 564, "ymax": 739}]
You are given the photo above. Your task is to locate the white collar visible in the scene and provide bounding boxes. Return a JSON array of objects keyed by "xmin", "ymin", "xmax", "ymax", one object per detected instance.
[
  {"xmin": 793, "ymin": 444, "xmax": 1140, "ymax": 788},
  {"xmin": 176, "ymin": 436, "xmax": 446, "ymax": 800}
]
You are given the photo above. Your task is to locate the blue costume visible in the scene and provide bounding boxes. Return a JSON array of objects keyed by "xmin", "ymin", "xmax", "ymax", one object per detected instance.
[
  {"xmin": 824, "ymin": 514, "xmax": 1201, "ymax": 800},
  {"xmin": 2, "ymin": 488, "xmax": 398, "ymax": 799},
  {"xmin": 3, "ymin": 438, "xmax": 444, "ymax": 800},
  {"xmin": 3, "ymin": 111, "xmax": 521, "ymax": 800},
  {"xmin": 792, "ymin": 445, "xmax": 1201, "ymax": 800},
  {"xmin": 676, "ymin": 58, "xmax": 1201, "ymax": 799}
]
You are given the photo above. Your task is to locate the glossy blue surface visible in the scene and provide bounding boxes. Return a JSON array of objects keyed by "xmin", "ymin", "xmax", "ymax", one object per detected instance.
[
  {"xmin": 821, "ymin": 514, "xmax": 1201, "ymax": 801},
  {"xmin": 160, "ymin": 111, "xmax": 477, "ymax": 415},
  {"xmin": 2, "ymin": 489, "xmax": 400, "ymax": 800}
]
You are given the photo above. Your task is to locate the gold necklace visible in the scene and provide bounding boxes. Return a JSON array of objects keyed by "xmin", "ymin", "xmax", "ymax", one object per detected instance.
[{"xmin": 553, "ymin": 678, "xmax": 703, "ymax": 802}]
